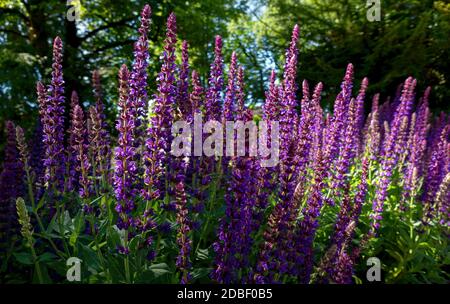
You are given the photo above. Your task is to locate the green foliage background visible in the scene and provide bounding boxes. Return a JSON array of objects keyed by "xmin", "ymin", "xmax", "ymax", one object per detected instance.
[{"xmin": 1, "ymin": 0, "xmax": 449, "ymax": 147}]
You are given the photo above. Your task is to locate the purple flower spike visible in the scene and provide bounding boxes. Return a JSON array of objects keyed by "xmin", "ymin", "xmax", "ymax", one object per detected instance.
[
  {"xmin": 213, "ymin": 96, "xmax": 259, "ymax": 284},
  {"xmin": 177, "ymin": 40, "xmax": 190, "ymax": 119},
  {"xmin": 402, "ymin": 88, "xmax": 431, "ymax": 209},
  {"xmin": 296, "ymin": 144, "xmax": 328, "ymax": 283},
  {"xmin": 324, "ymin": 63, "xmax": 354, "ymax": 171},
  {"xmin": 331, "ymin": 97, "xmax": 359, "ymax": 196},
  {"xmin": 310, "ymin": 82, "xmax": 324, "ymax": 164},
  {"xmin": 280, "ymin": 25, "xmax": 300, "ymax": 148},
  {"xmin": 370, "ymin": 77, "xmax": 416, "ymax": 235},
  {"xmin": 3, "ymin": 122, "xmax": 24, "ymax": 197},
  {"xmin": 366, "ymin": 94, "xmax": 381, "ymax": 160},
  {"xmin": 436, "ymin": 172, "xmax": 450, "ymax": 227},
  {"xmin": 355, "ymin": 78, "xmax": 369, "ymax": 155},
  {"xmin": 284, "ymin": 80, "xmax": 316, "ymax": 240},
  {"xmin": 128, "ymin": 4, "xmax": 152, "ymax": 175},
  {"xmin": 205, "ymin": 35, "xmax": 224, "ymax": 121},
  {"xmin": 223, "ymin": 51, "xmax": 238, "ymax": 123},
  {"xmin": 114, "ymin": 64, "xmax": 138, "ymax": 226},
  {"xmin": 72, "ymin": 105, "xmax": 91, "ymax": 198},
  {"xmin": 175, "ymin": 181, "xmax": 192, "ymax": 284},
  {"xmin": 91, "ymin": 70, "xmax": 111, "ymax": 190},
  {"xmin": 254, "ymin": 25, "xmax": 302, "ymax": 283},
  {"xmin": 88, "ymin": 104, "xmax": 110, "ymax": 193},
  {"xmin": 67, "ymin": 91, "xmax": 80, "ymax": 191},
  {"xmin": 263, "ymin": 70, "xmax": 280, "ymax": 121},
  {"xmin": 41, "ymin": 37, "xmax": 66, "ymax": 192},
  {"xmin": 327, "ymin": 158, "xmax": 370, "ymax": 284},
  {"xmin": 279, "ymin": 25, "xmax": 301, "ymax": 201},
  {"xmin": 189, "ymin": 70, "xmax": 208, "ymax": 205},
  {"xmin": 190, "ymin": 70, "xmax": 204, "ymax": 119},
  {"xmin": 423, "ymin": 125, "xmax": 449, "ymax": 222},
  {"xmin": 16, "ymin": 126, "xmax": 32, "ymax": 187},
  {"xmin": 37, "ymin": 81, "xmax": 47, "ymax": 119},
  {"xmin": 295, "ymin": 79, "xmax": 316, "ymax": 177},
  {"xmin": 143, "ymin": 12, "xmax": 178, "ymax": 201},
  {"xmin": 172, "ymin": 40, "xmax": 191, "ymax": 188},
  {"xmin": 236, "ymin": 66, "xmax": 245, "ymax": 116},
  {"xmin": 0, "ymin": 121, "xmax": 24, "ymax": 245},
  {"xmin": 255, "ymin": 70, "xmax": 281, "ymax": 216}
]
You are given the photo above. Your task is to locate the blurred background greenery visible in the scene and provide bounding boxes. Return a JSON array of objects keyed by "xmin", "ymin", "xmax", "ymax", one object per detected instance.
[{"xmin": 0, "ymin": 0, "xmax": 449, "ymax": 149}]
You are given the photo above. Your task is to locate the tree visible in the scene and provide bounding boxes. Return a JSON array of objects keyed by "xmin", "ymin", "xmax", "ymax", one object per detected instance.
[
  {"xmin": 245, "ymin": 0, "xmax": 450, "ymax": 112},
  {"xmin": 0, "ymin": 0, "xmax": 244, "ymax": 139}
]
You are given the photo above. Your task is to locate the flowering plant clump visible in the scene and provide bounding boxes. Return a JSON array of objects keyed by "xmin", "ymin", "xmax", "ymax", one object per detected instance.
[{"xmin": 0, "ymin": 4, "xmax": 448, "ymax": 284}]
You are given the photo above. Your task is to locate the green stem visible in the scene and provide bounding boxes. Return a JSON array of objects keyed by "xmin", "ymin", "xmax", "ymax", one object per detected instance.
[
  {"xmin": 29, "ymin": 243, "xmax": 43, "ymax": 283},
  {"xmin": 124, "ymin": 230, "xmax": 131, "ymax": 283},
  {"xmin": 155, "ymin": 233, "xmax": 162, "ymax": 254},
  {"xmin": 88, "ymin": 214, "xmax": 108, "ymax": 280},
  {"xmin": 56, "ymin": 201, "xmax": 71, "ymax": 257},
  {"xmin": 24, "ymin": 169, "xmax": 65, "ymax": 258},
  {"xmin": 24, "ymin": 168, "xmax": 35, "ymax": 208},
  {"xmin": 409, "ymin": 194, "xmax": 416, "ymax": 239}
]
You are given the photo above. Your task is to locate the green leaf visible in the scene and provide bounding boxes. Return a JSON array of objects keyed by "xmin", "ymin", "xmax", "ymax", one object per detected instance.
[
  {"xmin": 135, "ymin": 263, "xmax": 172, "ymax": 283},
  {"xmin": 46, "ymin": 215, "xmax": 59, "ymax": 234},
  {"xmin": 36, "ymin": 194, "xmax": 47, "ymax": 212},
  {"xmin": 38, "ymin": 252, "xmax": 57, "ymax": 263},
  {"xmin": 13, "ymin": 252, "xmax": 34, "ymax": 265},
  {"xmin": 191, "ymin": 267, "xmax": 211, "ymax": 280},
  {"xmin": 149, "ymin": 263, "xmax": 171, "ymax": 277},
  {"xmin": 128, "ymin": 236, "xmax": 140, "ymax": 252},
  {"xmin": 46, "ymin": 260, "xmax": 67, "ymax": 277},
  {"xmin": 69, "ymin": 212, "xmax": 85, "ymax": 247},
  {"xmin": 107, "ymin": 225, "xmax": 123, "ymax": 248},
  {"xmin": 79, "ymin": 243, "xmax": 100, "ymax": 272}
]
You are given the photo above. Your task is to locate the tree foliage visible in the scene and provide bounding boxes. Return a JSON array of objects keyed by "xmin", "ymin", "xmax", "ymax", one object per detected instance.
[
  {"xmin": 0, "ymin": 0, "xmax": 449, "ymax": 148},
  {"xmin": 247, "ymin": 0, "xmax": 450, "ymax": 112},
  {"xmin": 0, "ymin": 0, "xmax": 244, "ymax": 137}
]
